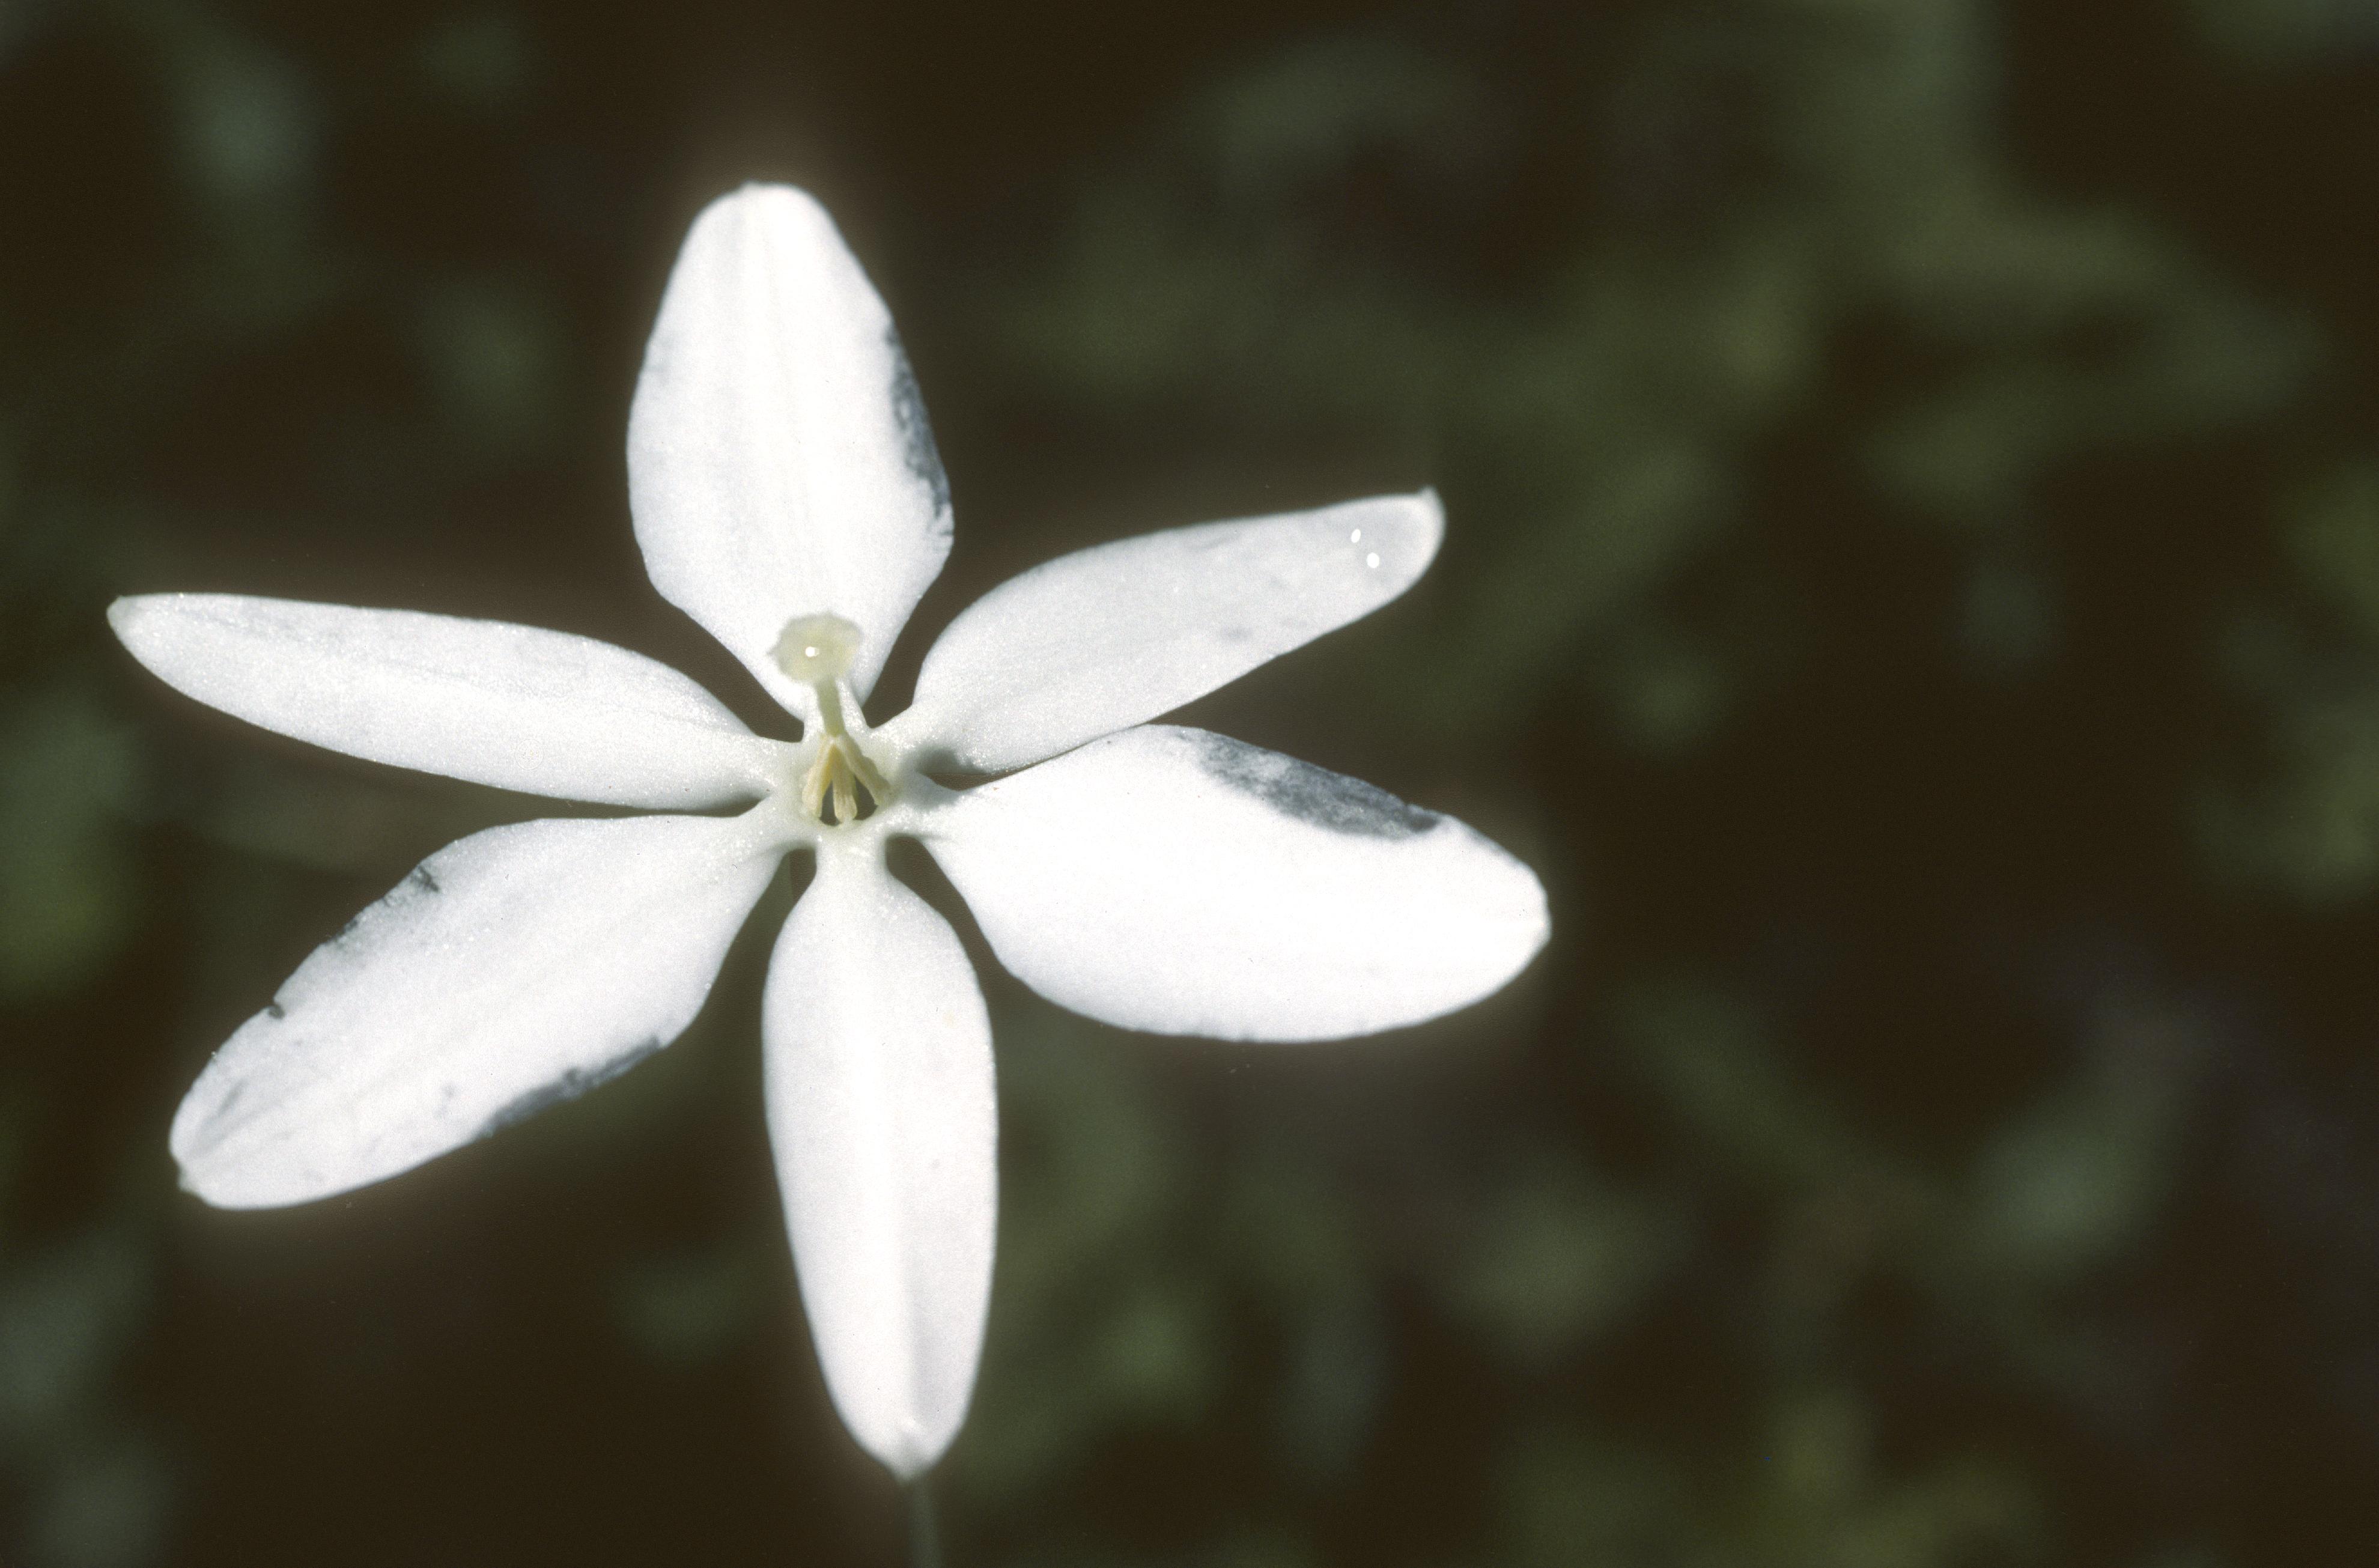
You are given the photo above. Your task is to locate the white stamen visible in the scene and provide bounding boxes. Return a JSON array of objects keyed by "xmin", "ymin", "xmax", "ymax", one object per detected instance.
[{"xmin": 774, "ymin": 612, "xmax": 893, "ymax": 824}]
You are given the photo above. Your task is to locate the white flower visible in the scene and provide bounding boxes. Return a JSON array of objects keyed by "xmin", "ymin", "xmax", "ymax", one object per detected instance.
[{"xmin": 109, "ymin": 184, "xmax": 1549, "ymax": 1478}]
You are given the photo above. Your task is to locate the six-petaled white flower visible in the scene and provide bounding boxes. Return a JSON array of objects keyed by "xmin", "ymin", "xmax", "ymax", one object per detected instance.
[{"xmin": 109, "ymin": 184, "xmax": 1550, "ymax": 1479}]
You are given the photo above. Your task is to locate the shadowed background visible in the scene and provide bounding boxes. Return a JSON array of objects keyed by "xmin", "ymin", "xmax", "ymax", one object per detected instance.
[{"xmin": 4, "ymin": 0, "xmax": 2377, "ymax": 1563}]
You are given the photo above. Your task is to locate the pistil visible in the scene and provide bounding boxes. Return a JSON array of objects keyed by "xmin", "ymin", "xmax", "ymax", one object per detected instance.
[{"xmin": 775, "ymin": 613, "xmax": 893, "ymax": 824}]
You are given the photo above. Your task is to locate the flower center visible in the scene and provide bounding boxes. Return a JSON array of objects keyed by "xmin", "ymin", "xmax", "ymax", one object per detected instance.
[{"xmin": 774, "ymin": 613, "xmax": 894, "ymax": 825}]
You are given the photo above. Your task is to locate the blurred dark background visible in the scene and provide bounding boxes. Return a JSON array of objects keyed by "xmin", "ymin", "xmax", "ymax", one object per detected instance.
[{"xmin": 5, "ymin": 0, "xmax": 2378, "ymax": 1563}]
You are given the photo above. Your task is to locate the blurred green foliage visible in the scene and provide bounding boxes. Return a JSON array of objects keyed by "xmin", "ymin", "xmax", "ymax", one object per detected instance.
[{"xmin": 4, "ymin": 0, "xmax": 2378, "ymax": 1564}]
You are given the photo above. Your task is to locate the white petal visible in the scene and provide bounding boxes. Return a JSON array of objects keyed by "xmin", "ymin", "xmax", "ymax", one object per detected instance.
[
  {"xmin": 884, "ymin": 491, "xmax": 1441, "ymax": 773},
  {"xmin": 172, "ymin": 812, "xmax": 786, "ymax": 1208},
  {"xmin": 929, "ymin": 726, "xmax": 1547, "ymax": 1041},
  {"xmin": 628, "ymin": 184, "xmax": 953, "ymax": 719},
  {"xmin": 109, "ymin": 595, "xmax": 789, "ymax": 809},
  {"xmin": 763, "ymin": 843, "xmax": 995, "ymax": 1478}
]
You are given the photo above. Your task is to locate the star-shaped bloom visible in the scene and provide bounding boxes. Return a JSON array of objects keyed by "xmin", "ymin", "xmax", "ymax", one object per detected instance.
[{"xmin": 110, "ymin": 184, "xmax": 1549, "ymax": 1478}]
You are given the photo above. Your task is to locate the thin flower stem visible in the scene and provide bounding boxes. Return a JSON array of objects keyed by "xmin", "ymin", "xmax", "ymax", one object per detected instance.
[{"xmin": 904, "ymin": 1480, "xmax": 943, "ymax": 1568}]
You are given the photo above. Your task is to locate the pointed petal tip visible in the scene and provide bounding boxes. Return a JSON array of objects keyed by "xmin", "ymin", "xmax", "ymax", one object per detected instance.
[
  {"xmin": 166, "ymin": 1063, "xmax": 226, "ymax": 1181},
  {"xmin": 168, "ymin": 1078, "xmax": 291, "ymax": 1211},
  {"xmin": 868, "ymin": 1427, "xmax": 952, "ymax": 1483},
  {"xmin": 726, "ymin": 178, "xmax": 822, "ymax": 210},
  {"xmin": 851, "ymin": 1401, "xmax": 964, "ymax": 1481},
  {"xmin": 172, "ymin": 1159, "xmax": 254, "ymax": 1210},
  {"xmin": 169, "ymin": 1159, "xmax": 279, "ymax": 1211},
  {"xmin": 168, "ymin": 1137, "xmax": 288, "ymax": 1212},
  {"xmin": 696, "ymin": 181, "xmax": 837, "ymax": 245},
  {"xmin": 1400, "ymin": 485, "xmax": 1446, "ymax": 573},
  {"xmin": 1333, "ymin": 488, "xmax": 1442, "ymax": 590},
  {"xmin": 1439, "ymin": 829, "xmax": 1554, "ymax": 1012},
  {"xmin": 1512, "ymin": 859, "xmax": 1555, "ymax": 968},
  {"xmin": 106, "ymin": 592, "xmax": 168, "ymax": 655}
]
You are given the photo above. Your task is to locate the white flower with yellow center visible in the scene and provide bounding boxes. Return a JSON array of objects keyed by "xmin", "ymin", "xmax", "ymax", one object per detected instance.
[{"xmin": 109, "ymin": 184, "xmax": 1549, "ymax": 1479}]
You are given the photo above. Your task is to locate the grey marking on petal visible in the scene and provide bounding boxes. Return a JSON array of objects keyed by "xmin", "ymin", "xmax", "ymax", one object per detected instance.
[
  {"xmin": 1190, "ymin": 732, "xmax": 1438, "ymax": 840},
  {"xmin": 408, "ymin": 866, "xmax": 442, "ymax": 895},
  {"xmin": 886, "ymin": 324, "xmax": 951, "ymax": 514},
  {"xmin": 478, "ymin": 1035, "xmax": 666, "ymax": 1138},
  {"xmin": 264, "ymin": 1001, "xmax": 286, "ymax": 1020}
]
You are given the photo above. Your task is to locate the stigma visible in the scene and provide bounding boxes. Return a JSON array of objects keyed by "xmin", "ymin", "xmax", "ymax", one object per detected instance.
[{"xmin": 775, "ymin": 613, "xmax": 894, "ymax": 825}]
